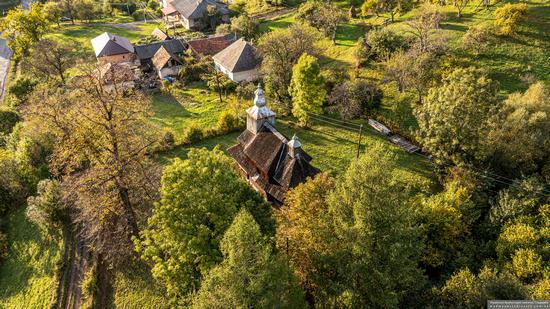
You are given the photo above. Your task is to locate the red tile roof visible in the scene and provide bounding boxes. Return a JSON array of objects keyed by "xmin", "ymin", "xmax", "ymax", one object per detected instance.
[{"xmin": 187, "ymin": 35, "xmax": 236, "ymax": 56}]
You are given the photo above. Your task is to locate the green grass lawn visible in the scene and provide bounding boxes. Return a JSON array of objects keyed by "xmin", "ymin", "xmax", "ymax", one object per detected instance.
[
  {"xmin": 113, "ymin": 263, "xmax": 169, "ymax": 309},
  {"xmin": 157, "ymin": 116, "xmax": 435, "ymax": 193},
  {"xmin": 150, "ymin": 82, "xmax": 229, "ymax": 143},
  {"xmin": 47, "ymin": 21, "xmax": 161, "ymax": 57},
  {"xmin": 0, "ymin": 207, "xmax": 63, "ymax": 308}
]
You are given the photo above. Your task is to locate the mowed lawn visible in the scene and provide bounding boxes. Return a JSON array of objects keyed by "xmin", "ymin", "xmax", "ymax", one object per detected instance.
[
  {"xmin": 157, "ymin": 115, "xmax": 435, "ymax": 193},
  {"xmin": 47, "ymin": 21, "xmax": 162, "ymax": 57},
  {"xmin": 149, "ymin": 82, "xmax": 230, "ymax": 143},
  {"xmin": 0, "ymin": 208, "xmax": 63, "ymax": 308}
]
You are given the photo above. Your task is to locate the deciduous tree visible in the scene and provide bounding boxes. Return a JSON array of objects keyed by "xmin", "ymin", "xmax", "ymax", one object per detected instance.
[
  {"xmin": 289, "ymin": 53, "xmax": 326, "ymax": 126},
  {"xmin": 414, "ymin": 67, "xmax": 499, "ymax": 166},
  {"xmin": 25, "ymin": 67, "xmax": 161, "ymax": 267},
  {"xmin": 136, "ymin": 148, "xmax": 274, "ymax": 304},
  {"xmin": 0, "ymin": 3, "xmax": 49, "ymax": 62},
  {"xmin": 26, "ymin": 39, "xmax": 77, "ymax": 85},
  {"xmin": 258, "ymin": 24, "xmax": 320, "ymax": 110},
  {"xmin": 277, "ymin": 173, "xmax": 338, "ymax": 306}
]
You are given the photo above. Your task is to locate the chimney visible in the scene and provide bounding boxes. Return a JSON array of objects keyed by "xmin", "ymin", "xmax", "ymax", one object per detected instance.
[{"xmin": 246, "ymin": 83, "xmax": 275, "ymax": 134}]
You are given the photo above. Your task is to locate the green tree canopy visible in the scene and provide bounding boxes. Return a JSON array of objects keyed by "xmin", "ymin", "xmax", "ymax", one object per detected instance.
[
  {"xmin": 0, "ymin": 3, "xmax": 49, "ymax": 62},
  {"xmin": 289, "ymin": 53, "xmax": 326, "ymax": 126},
  {"xmin": 136, "ymin": 148, "xmax": 275, "ymax": 303},
  {"xmin": 327, "ymin": 142, "xmax": 425, "ymax": 307},
  {"xmin": 192, "ymin": 209, "xmax": 306, "ymax": 308},
  {"xmin": 414, "ymin": 67, "xmax": 499, "ymax": 166},
  {"xmin": 487, "ymin": 82, "xmax": 550, "ymax": 175}
]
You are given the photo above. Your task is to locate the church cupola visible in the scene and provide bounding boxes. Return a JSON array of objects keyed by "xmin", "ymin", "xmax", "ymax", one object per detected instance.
[
  {"xmin": 246, "ymin": 84, "xmax": 276, "ymax": 134},
  {"xmin": 288, "ymin": 134, "xmax": 302, "ymax": 158}
]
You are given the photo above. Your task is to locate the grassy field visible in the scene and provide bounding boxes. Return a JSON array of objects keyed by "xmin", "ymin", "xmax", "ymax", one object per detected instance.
[
  {"xmin": 150, "ymin": 82, "xmax": 230, "ymax": 143},
  {"xmin": 158, "ymin": 116, "xmax": 435, "ymax": 193},
  {"xmin": 113, "ymin": 264, "xmax": 169, "ymax": 309},
  {"xmin": 47, "ymin": 21, "xmax": 162, "ymax": 57},
  {"xmin": 0, "ymin": 207, "xmax": 63, "ymax": 308}
]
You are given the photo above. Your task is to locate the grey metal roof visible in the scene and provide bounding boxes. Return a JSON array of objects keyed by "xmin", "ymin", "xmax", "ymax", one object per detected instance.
[
  {"xmin": 91, "ymin": 32, "xmax": 134, "ymax": 57},
  {"xmin": 170, "ymin": 0, "xmax": 228, "ymax": 19},
  {"xmin": 134, "ymin": 39, "xmax": 187, "ymax": 60},
  {"xmin": 213, "ymin": 38, "xmax": 260, "ymax": 73}
]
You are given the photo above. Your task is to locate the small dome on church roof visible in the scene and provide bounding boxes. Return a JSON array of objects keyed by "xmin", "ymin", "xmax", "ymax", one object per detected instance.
[
  {"xmin": 254, "ymin": 83, "xmax": 266, "ymax": 107},
  {"xmin": 288, "ymin": 134, "xmax": 301, "ymax": 149}
]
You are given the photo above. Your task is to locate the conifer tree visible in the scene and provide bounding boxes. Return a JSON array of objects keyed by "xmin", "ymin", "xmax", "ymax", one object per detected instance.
[{"xmin": 192, "ymin": 209, "xmax": 306, "ymax": 308}]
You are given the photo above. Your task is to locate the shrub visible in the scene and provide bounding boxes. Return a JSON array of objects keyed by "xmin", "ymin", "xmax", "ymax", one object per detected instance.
[
  {"xmin": 0, "ymin": 109, "xmax": 19, "ymax": 134},
  {"xmin": 494, "ymin": 3, "xmax": 527, "ymax": 36},
  {"xmin": 511, "ymin": 248, "xmax": 543, "ymax": 282},
  {"xmin": 8, "ymin": 76, "xmax": 38, "ymax": 107},
  {"xmin": 366, "ymin": 28, "xmax": 407, "ymax": 60},
  {"xmin": 216, "ymin": 110, "xmax": 243, "ymax": 134},
  {"xmin": 463, "ymin": 24, "xmax": 495, "ymax": 54},
  {"xmin": 181, "ymin": 124, "xmax": 204, "ymax": 144},
  {"xmin": 26, "ymin": 179, "xmax": 67, "ymax": 233}
]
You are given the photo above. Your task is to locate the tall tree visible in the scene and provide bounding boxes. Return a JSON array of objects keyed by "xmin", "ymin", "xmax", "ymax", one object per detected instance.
[
  {"xmin": 258, "ymin": 24, "xmax": 320, "ymax": 111},
  {"xmin": 25, "ymin": 39, "xmax": 77, "ymax": 85},
  {"xmin": 277, "ymin": 173, "xmax": 337, "ymax": 306},
  {"xmin": 327, "ymin": 142, "xmax": 425, "ymax": 307},
  {"xmin": 296, "ymin": 1, "xmax": 348, "ymax": 43},
  {"xmin": 192, "ymin": 209, "xmax": 306, "ymax": 308},
  {"xmin": 43, "ymin": 1, "xmax": 64, "ymax": 27},
  {"xmin": 487, "ymin": 82, "xmax": 550, "ymax": 175},
  {"xmin": 25, "ymin": 66, "xmax": 161, "ymax": 267},
  {"xmin": 136, "ymin": 148, "xmax": 275, "ymax": 304},
  {"xmin": 0, "ymin": 3, "xmax": 49, "ymax": 62},
  {"xmin": 414, "ymin": 67, "xmax": 499, "ymax": 166},
  {"xmin": 289, "ymin": 53, "xmax": 326, "ymax": 126}
]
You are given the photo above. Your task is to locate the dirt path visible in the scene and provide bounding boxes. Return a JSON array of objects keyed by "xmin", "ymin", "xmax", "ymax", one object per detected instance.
[
  {"xmin": 64, "ymin": 234, "xmax": 89, "ymax": 309},
  {"xmin": 253, "ymin": 7, "xmax": 296, "ymax": 20}
]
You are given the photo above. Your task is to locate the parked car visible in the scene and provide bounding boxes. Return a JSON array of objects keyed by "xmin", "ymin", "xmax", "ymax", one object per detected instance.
[{"xmin": 60, "ymin": 16, "xmax": 72, "ymax": 22}]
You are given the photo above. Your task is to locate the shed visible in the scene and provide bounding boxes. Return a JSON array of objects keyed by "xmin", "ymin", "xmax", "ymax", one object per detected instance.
[{"xmin": 152, "ymin": 45, "xmax": 183, "ymax": 78}]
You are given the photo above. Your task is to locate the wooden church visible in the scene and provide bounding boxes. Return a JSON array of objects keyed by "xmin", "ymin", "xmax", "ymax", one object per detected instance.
[{"xmin": 228, "ymin": 84, "xmax": 320, "ymax": 206}]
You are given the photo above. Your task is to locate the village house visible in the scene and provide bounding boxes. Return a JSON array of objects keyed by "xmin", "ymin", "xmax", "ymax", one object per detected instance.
[
  {"xmin": 161, "ymin": 0, "xmax": 229, "ymax": 30},
  {"xmin": 228, "ymin": 85, "xmax": 320, "ymax": 206},
  {"xmin": 134, "ymin": 38, "xmax": 187, "ymax": 71},
  {"xmin": 91, "ymin": 32, "xmax": 135, "ymax": 65},
  {"xmin": 213, "ymin": 38, "xmax": 261, "ymax": 82},
  {"xmin": 152, "ymin": 46, "xmax": 184, "ymax": 78}
]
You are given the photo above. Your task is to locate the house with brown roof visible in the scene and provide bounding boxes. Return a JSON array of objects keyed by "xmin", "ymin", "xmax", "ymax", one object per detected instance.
[
  {"xmin": 152, "ymin": 46, "xmax": 184, "ymax": 78},
  {"xmin": 213, "ymin": 38, "xmax": 261, "ymax": 82},
  {"xmin": 91, "ymin": 32, "xmax": 136, "ymax": 64},
  {"xmin": 152, "ymin": 28, "xmax": 170, "ymax": 41},
  {"xmin": 187, "ymin": 34, "xmax": 236, "ymax": 57},
  {"xmin": 228, "ymin": 85, "xmax": 320, "ymax": 206},
  {"xmin": 162, "ymin": 0, "xmax": 229, "ymax": 30}
]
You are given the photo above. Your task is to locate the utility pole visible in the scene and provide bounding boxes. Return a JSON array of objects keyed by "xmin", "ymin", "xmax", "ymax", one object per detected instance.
[{"xmin": 356, "ymin": 124, "xmax": 363, "ymax": 159}]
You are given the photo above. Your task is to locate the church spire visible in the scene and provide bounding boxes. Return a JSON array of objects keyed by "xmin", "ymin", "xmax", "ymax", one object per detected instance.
[
  {"xmin": 254, "ymin": 83, "xmax": 266, "ymax": 107},
  {"xmin": 246, "ymin": 83, "xmax": 276, "ymax": 134}
]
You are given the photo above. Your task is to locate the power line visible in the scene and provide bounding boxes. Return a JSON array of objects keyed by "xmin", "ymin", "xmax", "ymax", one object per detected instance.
[{"xmin": 305, "ymin": 112, "xmax": 550, "ymax": 197}]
